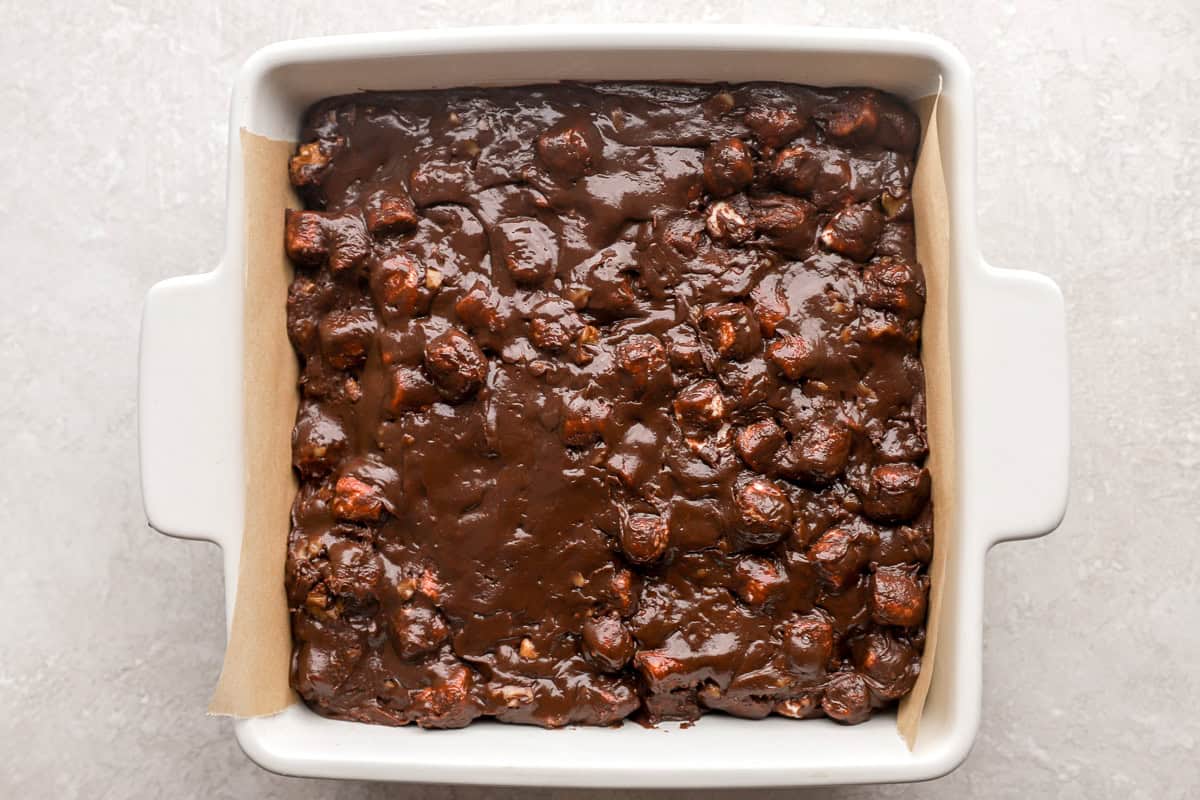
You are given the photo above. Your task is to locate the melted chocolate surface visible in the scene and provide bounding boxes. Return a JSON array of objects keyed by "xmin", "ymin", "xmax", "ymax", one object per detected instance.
[{"xmin": 283, "ymin": 82, "xmax": 931, "ymax": 728}]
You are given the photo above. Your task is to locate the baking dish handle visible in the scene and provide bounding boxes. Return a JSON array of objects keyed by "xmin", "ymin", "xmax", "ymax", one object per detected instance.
[
  {"xmin": 138, "ymin": 268, "xmax": 240, "ymax": 548},
  {"xmin": 965, "ymin": 261, "xmax": 1070, "ymax": 546}
]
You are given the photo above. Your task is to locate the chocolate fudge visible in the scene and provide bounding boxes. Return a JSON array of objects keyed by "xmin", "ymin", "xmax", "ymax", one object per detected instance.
[{"xmin": 283, "ymin": 82, "xmax": 932, "ymax": 729}]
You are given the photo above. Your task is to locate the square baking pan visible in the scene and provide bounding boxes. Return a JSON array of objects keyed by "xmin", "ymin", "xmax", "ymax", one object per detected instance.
[{"xmin": 138, "ymin": 25, "xmax": 1069, "ymax": 787}]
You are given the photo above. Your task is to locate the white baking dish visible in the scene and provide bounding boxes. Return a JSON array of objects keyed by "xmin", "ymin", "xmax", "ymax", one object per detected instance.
[{"xmin": 138, "ymin": 25, "xmax": 1069, "ymax": 787}]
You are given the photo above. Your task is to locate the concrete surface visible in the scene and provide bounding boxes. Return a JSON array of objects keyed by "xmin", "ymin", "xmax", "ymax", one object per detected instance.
[{"xmin": 3, "ymin": 1, "xmax": 1198, "ymax": 797}]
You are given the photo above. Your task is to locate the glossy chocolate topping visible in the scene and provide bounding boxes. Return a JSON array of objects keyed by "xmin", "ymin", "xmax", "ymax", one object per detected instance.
[{"xmin": 283, "ymin": 82, "xmax": 932, "ymax": 729}]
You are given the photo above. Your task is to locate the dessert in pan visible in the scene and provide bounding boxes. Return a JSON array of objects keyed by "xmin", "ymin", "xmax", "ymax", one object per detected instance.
[{"xmin": 282, "ymin": 81, "xmax": 931, "ymax": 729}]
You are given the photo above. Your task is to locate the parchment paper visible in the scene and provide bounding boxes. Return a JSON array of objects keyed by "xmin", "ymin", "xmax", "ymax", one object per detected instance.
[
  {"xmin": 208, "ymin": 132, "xmax": 300, "ymax": 716},
  {"xmin": 896, "ymin": 92, "xmax": 954, "ymax": 747},
  {"xmin": 211, "ymin": 94, "xmax": 955, "ymax": 749}
]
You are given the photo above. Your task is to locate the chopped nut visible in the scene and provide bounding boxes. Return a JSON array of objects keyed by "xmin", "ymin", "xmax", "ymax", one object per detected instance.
[
  {"xmin": 707, "ymin": 90, "xmax": 736, "ymax": 115},
  {"xmin": 859, "ymin": 313, "xmax": 915, "ymax": 344},
  {"xmin": 563, "ymin": 285, "xmax": 592, "ymax": 308},
  {"xmin": 569, "ymin": 571, "xmax": 586, "ymax": 588},
  {"xmin": 395, "ymin": 578, "xmax": 417, "ymax": 602},
  {"xmin": 518, "ymin": 637, "xmax": 539, "ymax": 659},
  {"xmin": 607, "ymin": 568, "xmax": 639, "ymax": 615},
  {"xmin": 578, "ymin": 252, "xmax": 637, "ymax": 316},
  {"xmin": 297, "ymin": 540, "xmax": 323, "ymax": 564},
  {"xmin": 424, "ymin": 267, "xmax": 443, "ymax": 289},
  {"xmin": 288, "ymin": 136, "xmax": 343, "ymax": 189},
  {"xmin": 304, "ymin": 586, "xmax": 332, "ymax": 617},
  {"xmin": 577, "ymin": 324, "xmax": 601, "ymax": 345},
  {"xmin": 574, "ymin": 324, "xmax": 602, "ymax": 363},
  {"xmin": 880, "ymin": 189, "xmax": 911, "ymax": 220},
  {"xmin": 498, "ymin": 685, "xmax": 534, "ymax": 707},
  {"xmin": 417, "ymin": 567, "xmax": 442, "ymax": 602},
  {"xmin": 776, "ymin": 695, "xmax": 818, "ymax": 719}
]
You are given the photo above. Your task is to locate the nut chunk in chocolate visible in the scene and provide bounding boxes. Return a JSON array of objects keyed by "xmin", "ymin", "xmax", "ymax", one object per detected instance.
[{"xmin": 282, "ymin": 81, "xmax": 931, "ymax": 729}]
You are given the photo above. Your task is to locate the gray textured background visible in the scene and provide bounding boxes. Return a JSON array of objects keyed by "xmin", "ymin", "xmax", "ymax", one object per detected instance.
[{"xmin": 4, "ymin": 1, "xmax": 1198, "ymax": 797}]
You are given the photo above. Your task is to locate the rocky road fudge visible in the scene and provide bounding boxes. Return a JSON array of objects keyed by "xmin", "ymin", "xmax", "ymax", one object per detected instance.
[{"xmin": 283, "ymin": 82, "xmax": 932, "ymax": 728}]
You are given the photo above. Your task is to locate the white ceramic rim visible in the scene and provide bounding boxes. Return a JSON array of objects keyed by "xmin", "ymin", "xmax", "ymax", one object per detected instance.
[{"xmin": 137, "ymin": 24, "xmax": 1070, "ymax": 788}]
